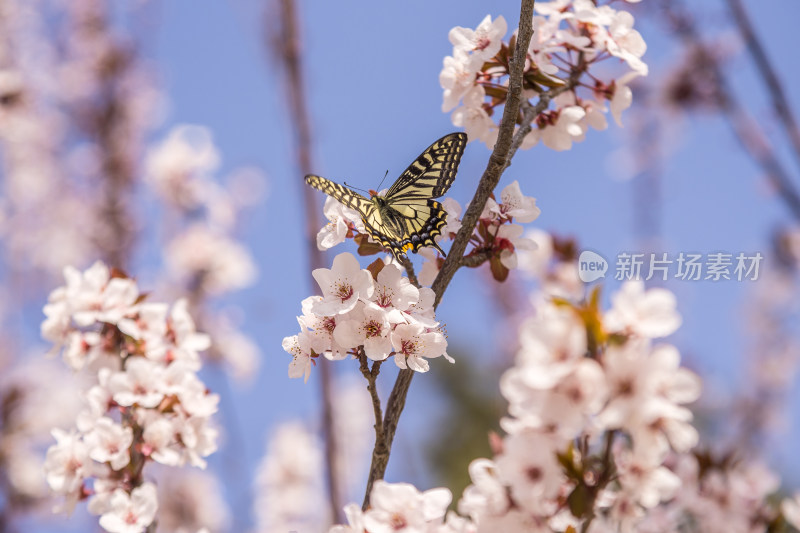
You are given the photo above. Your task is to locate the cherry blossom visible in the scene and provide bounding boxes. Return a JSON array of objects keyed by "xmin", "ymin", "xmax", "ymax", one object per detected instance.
[
  {"xmin": 604, "ymin": 280, "xmax": 682, "ymax": 338},
  {"xmin": 282, "ymin": 331, "xmax": 322, "ymax": 383},
  {"xmin": 84, "ymin": 418, "xmax": 133, "ymax": 471},
  {"xmin": 254, "ymin": 422, "xmax": 327, "ymax": 533},
  {"xmin": 391, "ymin": 323, "xmax": 451, "ymax": 373},
  {"xmin": 311, "ymin": 252, "xmax": 375, "ymax": 316},
  {"xmin": 449, "ymin": 15, "xmax": 508, "ymax": 71},
  {"xmin": 318, "ymin": 196, "xmax": 365, "ymax": 250},
  {"xmin": 285, "ymin": 253, "xmax": 448, "ymax": 378},
  {"xmin": 98, "ymin": 483, "xmax": 158, "ymax": 533},
  {"xmin": 441, "ymin": 3, "xmax": 648, "ymax": 150},
  {"xmin": 334, "ymin": 302, "xmax": 394, "ymax": 361},
  {"xmin": 363, "ymin": 480, "xmax": 452, "ymax": 533},
  {"xmin": 41, "ymin": 262, "xmax": 219, "ymax": 530},
  {"xmin": 492, "ymin": 180, "xmax": 541, "ymax": 223}
]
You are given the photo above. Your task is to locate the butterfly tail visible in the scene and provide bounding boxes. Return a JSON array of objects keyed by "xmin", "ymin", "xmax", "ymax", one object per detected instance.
[{"xmin": 431, "ymin": 240, "xmax": 447, "ymax": 258}]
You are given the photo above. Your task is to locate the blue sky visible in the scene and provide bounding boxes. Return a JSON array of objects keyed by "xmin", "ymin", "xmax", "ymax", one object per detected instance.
[{"xmin": 41, "ymin": 0, "xmax": 799, "ymax": 529}]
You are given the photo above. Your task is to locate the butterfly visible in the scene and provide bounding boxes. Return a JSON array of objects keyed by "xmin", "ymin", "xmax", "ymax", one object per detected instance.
[{"xmin": 305, "ymin": 132, "xmax": 467, "ymax": 261}]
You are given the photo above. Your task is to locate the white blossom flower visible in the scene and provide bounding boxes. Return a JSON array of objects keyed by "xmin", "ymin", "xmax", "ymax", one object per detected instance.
[
  {"xmin": 98, "ymin": 483, "xmax": 158, "ymax": 533},
  {"xmin": 166, "ymin": 225, "xmax": 257, "ymax": 295},
  {"xmin": 493, "ymin": 180, "xmax": 541, "ymax": 223},
  {"xmin": 363, "ymin": 480, "xmax": 452, "ymax": 533},
  {"xmin": 605, "ymin": 280, "xmax": 681, "ymax": 338},
  {"xmin": 494, "ymin": 430, "xmax": 564, "ymax": 516},
  {"xmin": 318, "ymin": 196, "xmax": 364, "ymax": 249},
  {"xmin": 449, "ymin": 15, "xmax": 508, "ymax": 71},
  {"xmin": 615, "ymin": 447, "xmax": 680, "ymax": 508},
  {"xmin": 107, "ymin": 357, "xmax": 164, "ymax": 408},
  {"xmin": 599, "ymin": 341, "xmax": 700, "ymax": 458},
  {"xmin": 282, "ymin": 331, "xmax": 324, "ymax": 383},
  {"xmin": 782, "ymin": 493, "xmax": 800, "ymax": 530},
  {"xmin": 368, "ymin": 262, "xmax": 420, "ymax": 320},
  {"xmin": 539, "ymin": 105, "xmax": 586, "ymax": 151},
  {"xmin": 440, "ymin": 51, "xmax": 478, "ymax": 113},
  {"xmin": 333, "ymin": 302, "xmax": 394, "ymax": 361},
  {"xmin": 254, "ymin": 422, "xmax": 327, "ymax": 533},
  {"xmin": 441, "ymin": 197, "xmax": 463, "ymax": 236},
  {"xmin": 606, "ymin": 11, "xmax": 648, "ymax": 76},
  {"xmin": 144, "ymin": 125, "xmax": 220, "ymax": 209},
  {"xmin": 298, "ymin": 296, "xmax": 350, "ymax": 360},
  {"xmin": 514, "ymin": 302, "xmax": 587, "ymax": 388},
  {"xmin": 391, "ymin": 323, "xmax": 450, "ymax": 372},
  {"xmin": 141, "ymin": 415, "xmax": 182, "ymax": 466},
  {"xmin": 311, "ymin": 252, "xmax": 375, "ymax": 316},
  {"xmin": 417, "ymin": 247, "xmax": 441, "ymax": 287},
  {"xmin": 84, "ymin": 417, "xmax": 133, "ymax": 471},
  {"xmin": 329, "ymin": 503, "xmax": 367, "ymax": 533},
  {"xmin": 488, "ymin": 223, "xmax": 537, "ymax": 270},
  {"xmin": 44, "ymin": 429, "xmax": 90, "ymax": 494},
  {"xmin": 609, "ymin": 72, "xmax": 640, "ymax": 127},
  {"xmin": 452, "ymin": 85, "xmax": 498, "ymax": 146},
  {"xmin": 459, "ymin": 459, "xmax": 510, "ymax": 519}
]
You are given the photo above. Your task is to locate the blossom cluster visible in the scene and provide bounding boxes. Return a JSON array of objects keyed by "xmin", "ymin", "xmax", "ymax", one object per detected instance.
[
  {"xmin": 329, "ymin": 279, "xmax": 705, "ymax": 531},
  {"xmin": 283, "ymin": 253, "xmax": 451, "ymax": 381},
  {"xmin": 145, "ymin": 124, "xmax": 263, "ymax": 380},
  {"xmin": 331, "ymin": 238, "xmax": 800, "ymax": 532},
  {"xmin": 253, "ymin": 422, "xmax": 328, "ymax": 532},
  {"xmin": 317, "ymin": 179, "xmax": 541, "ymax": 284},
  {"xmin": 441, "ymin": 0, "xmax": 646, "ymax": 150},
  {"xmin": 40, "ymin": 261, "xmax": 219, "ymax": 532}
]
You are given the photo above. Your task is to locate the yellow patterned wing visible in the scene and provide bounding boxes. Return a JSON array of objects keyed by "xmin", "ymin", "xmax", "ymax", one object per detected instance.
[
  {"xmin": 385, "ymin": 132, "xmax": 466, "ymax": 199},
  {"xmin": 304, "ymin": 175, "xmax": 372, "ymax": 213},
  {"xmin": 304, "ymin": 132, "xmax": 467, "ymax": 261}
]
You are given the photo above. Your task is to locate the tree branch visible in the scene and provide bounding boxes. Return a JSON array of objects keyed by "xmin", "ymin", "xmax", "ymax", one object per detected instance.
[
  {"xmin": 724, "ymin": 0, "xmax": 800, "ymax": 174},
  {"xmin": 269, "ymin": 0, "xmax": 343, "ymax": 520},
  {"xmin": 398, "ymin": 255, "xmax": 421, "ymax": 289},
  {"xmin": 362, "ymin": 0, "xmax": 542, "ymax": 504},
  {"xmin": 659, "ymin": 1, "xmax": 800, "ymax": 222},
  {"xmin": 357, "ymin": 353, "xmax": 386, "ymax": 509}
]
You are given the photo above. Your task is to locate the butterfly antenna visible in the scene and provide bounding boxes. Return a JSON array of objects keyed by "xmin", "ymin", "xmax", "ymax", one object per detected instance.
[
  {"xmin": 376, "ymin": 169, "xmax": 389, "ymax": 191},
  {"xmin": 343, "ymin": 181, "xmax": 371, "ymax": 195}
]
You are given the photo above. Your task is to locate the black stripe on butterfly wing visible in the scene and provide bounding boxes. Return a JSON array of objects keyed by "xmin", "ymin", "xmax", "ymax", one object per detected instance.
[
  {"xmin": 304, "ymin": 175, "xmax": 372, "ymax": 213},
  {"xmin": 395, "ymin": 200, "xmax": 448, "ymax": 255},
  {"xmin": 385, "ymin": 132, "xmax": 467, "ymax": 200}
]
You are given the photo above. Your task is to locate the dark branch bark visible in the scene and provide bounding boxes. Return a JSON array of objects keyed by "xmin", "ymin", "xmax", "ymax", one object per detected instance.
[
  {"xmin": 725, "ymin": 0, "xmax": 800, "ymax": 174},
  {"xmin": 270, "ymin": 0, "xmax": 342, "ymax": 520},
  {"xmin": 361, "ymin": 0, "xmax": 542, "ymax": 504},
  {"xmin": 660, "ymin": 1, "xmax": 800, "ymax": 222}
]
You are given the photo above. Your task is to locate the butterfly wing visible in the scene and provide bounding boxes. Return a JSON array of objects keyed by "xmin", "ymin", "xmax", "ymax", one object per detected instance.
[
  {"xmin": 305, "ymin": 174, "xmax": 372, "ymax": 213},
  {"xmin": 385, "ymin": 132, "xmax": 467, "ymax": 199},
  {"xmin": 378, "ymin": 132, "xmax": 467, "ymax": 258},
  {"xmin": 304, "ymin": 132, "xmax": 466, "ymax": 261}
]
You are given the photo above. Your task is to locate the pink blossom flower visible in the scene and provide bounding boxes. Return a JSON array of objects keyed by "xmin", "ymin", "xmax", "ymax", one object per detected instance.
[
  {"xmin": 84, "ymin": 417, "xmax": 133, "ymax": 471},
  {"xmin": 333, "ymin": 302, "xmax": 394, "ymax": 361},
  {"xmin": 605, "ymin": 280, "xmax": 681, "ymax": 338},
  {"xmin": 449, "ymin": 15, "xmax": 508, "ymax": 71},
  {"xmin": 311, "ymin": 252, "xmax": 375, "ymax": 316},
  {"xmin": 390, "ymin": 323, "xmax": 450, "ymax": 373},
  {"xmin": 363, "ymin": 480, "xmax": 452, "ymax": 533},
  {"xmin": 98, "ymin": 483, "xmax": 158, "ymax": 533}
]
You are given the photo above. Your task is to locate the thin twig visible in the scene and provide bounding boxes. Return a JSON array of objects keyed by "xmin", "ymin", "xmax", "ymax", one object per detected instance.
[
  {"xmin": 362, "ymin": 0, "xmax": 540, "ymax": 502},
  {"xmin": 269, "ymin": 0, "xmax": 343, "ymax": 520},
  {"xmin": 725, "ymin": 0, "xmax": 800, "ymax": 174},
  {"xmin": 459, "ymin": 250, "xmax": 492, "ymax": 268},
  {"xmin": 398, "ymin": 255, "xmax": 420, "ymax": 289},
  {"xmin": 357, "ymin": 352, "xmax": 385, "ymax": 509},
  {"xmin": 659, "ymin": 1, "xmax": 800, "ymax": 222}
]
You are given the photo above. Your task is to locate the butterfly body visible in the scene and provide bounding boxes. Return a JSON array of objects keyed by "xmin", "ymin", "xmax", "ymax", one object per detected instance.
[{"xmin": 305, "ymin": 132, "xmax": 467, "ymax": 261}]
